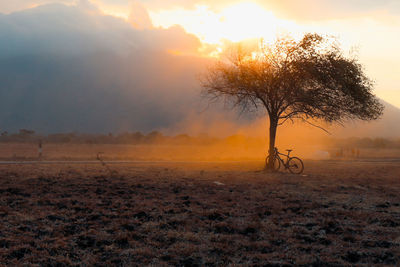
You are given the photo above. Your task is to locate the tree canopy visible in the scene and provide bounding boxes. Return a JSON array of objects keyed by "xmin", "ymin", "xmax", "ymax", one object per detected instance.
[{"xmin": 201, "ymin": 33, "xmax": 384, "ymax": 170}]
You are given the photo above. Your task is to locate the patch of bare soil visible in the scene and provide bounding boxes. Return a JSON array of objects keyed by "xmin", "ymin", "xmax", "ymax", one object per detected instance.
[{"xmin": 0, "ymin": 161, "xmax": 399, "ymax": 266}]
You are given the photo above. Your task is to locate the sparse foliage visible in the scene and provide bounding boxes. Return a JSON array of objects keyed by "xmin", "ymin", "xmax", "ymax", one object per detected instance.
[{"xmin": 201, "ymin": 33, "xmax": 384, "ymax": 170}]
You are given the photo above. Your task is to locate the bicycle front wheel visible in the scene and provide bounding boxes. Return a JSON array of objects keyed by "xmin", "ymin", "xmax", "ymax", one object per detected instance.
[
  {"xmin": 265, "ymin": 155, "xmax": 281, "ymax": 171},
  {"xmin": 288, "ymin": 157, "xmax": 304, "ymax": 174}
]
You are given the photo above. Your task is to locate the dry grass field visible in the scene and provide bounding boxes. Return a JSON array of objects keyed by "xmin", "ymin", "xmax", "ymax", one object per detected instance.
[
  {"xmin": 0, "ymin": 159, "xmax": 399, "ymax": 266},
  {"xmin": 0, "ymin": 143, "xmax": 267, "ymax": 161}
]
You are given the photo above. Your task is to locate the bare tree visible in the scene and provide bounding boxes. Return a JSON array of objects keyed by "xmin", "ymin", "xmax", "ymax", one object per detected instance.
[{"xmin": 201, "ymin": 33, "xmax": 384, "ymax": 170}]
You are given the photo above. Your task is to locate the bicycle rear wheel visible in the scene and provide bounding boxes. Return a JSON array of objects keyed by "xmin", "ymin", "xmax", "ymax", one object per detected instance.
[
  {"xmin": 288, "ymin": 157, "xmax": 304, "ymax": 174},
  {"xmin": 265, "ymin": 155, "xmax": 280, "ymax": 171}
]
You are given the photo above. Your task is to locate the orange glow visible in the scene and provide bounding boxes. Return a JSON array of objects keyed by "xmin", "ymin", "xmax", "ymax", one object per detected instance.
[
  {"xmin": 95, "ymin": 1, "xmax": 399, "ymax": 106},
  {"xmin": 150, "ymin": 2, "xmax": 301, "ymax": 46}
]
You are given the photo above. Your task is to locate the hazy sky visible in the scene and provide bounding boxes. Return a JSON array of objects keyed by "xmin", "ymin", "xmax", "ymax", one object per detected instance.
[{"xmin": 0, "ymin": 0, "xmax": 399, "ymax": 134}]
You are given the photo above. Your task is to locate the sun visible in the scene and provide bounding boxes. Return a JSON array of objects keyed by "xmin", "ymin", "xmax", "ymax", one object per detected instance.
[
  {"xmin": 150, "ymin": 2, "xmax": 301, "ymax": 47},
  {"xmin": 217, "ymin": 2, "xmax": 278, "ymax": 42}
]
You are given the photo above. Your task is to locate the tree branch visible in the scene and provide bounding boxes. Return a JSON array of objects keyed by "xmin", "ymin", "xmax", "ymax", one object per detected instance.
[{"xmin": 301, "ymin": 118, "xmax": 332, "ymax": 135}]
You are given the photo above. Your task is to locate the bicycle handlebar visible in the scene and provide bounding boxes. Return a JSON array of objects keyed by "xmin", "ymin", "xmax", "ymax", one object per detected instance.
[{"xmin": 274, "ymin": 147, "xmax": 293, "ymax": 157}]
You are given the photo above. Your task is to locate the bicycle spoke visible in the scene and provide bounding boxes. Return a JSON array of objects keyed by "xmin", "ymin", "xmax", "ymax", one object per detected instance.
[{"xmin": 288, "ymin": 157, "xmax": 304, "ymax": 174}]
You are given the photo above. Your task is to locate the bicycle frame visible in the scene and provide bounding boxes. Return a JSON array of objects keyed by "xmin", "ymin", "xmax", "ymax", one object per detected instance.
[{"xmin": 274, "ymin": 148, "xmax": 292, "ymax": 169}]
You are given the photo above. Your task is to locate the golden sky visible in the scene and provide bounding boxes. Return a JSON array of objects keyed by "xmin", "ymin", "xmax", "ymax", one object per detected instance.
[
  {"xmin": 91, "ymin": 0, "xmax": 400, "ymax": 108},
  {"xmin": 1, "ymin": 0, "xmax": 399, "ymax": 108},
  {"xmin": 117, "ymin": 0, "xmax": 400, "ymax": 107}
]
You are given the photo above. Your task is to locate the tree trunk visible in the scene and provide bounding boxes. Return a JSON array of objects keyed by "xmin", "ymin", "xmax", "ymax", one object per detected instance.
[{"xmin": 265, "ymin": 116, "xmax": 278, "ymax": 171}]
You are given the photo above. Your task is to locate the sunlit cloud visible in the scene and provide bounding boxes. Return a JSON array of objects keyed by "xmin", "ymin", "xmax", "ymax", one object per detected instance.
[{"xmin": 150, "ymin": 3, "xmax": 302, "ymax": 45}]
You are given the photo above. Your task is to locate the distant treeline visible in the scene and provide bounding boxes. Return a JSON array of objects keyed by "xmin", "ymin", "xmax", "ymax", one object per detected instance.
[
  {"xmin": 0, "ymin": 129, "xmax": 399, "ymax": 149},
  {"xmin": 0, "ymin": 129, "xmax": 261, "ymax": 146}
]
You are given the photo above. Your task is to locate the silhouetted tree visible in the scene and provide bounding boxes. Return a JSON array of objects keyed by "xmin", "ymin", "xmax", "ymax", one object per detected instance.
[{"xmin": 201, "ymin": 34, "xmax": 384, "ymax": 170}]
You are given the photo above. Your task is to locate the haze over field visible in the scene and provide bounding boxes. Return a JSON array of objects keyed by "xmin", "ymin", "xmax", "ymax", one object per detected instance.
[
  {"xmin": 0, "ymin": 0, "xmax": 399, "ymax": 137},
  {"xmin": 1, "ymin": 4, "xmax": 400, "ymax": 265}
]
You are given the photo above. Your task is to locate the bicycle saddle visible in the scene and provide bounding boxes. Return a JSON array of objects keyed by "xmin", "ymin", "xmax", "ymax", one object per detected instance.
[{"xmin": 286, "ymin": 149, "xmax": 293, "ymax": 152}]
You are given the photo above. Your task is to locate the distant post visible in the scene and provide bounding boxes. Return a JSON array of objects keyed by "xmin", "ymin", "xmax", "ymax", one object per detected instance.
[{"xmin": 38, "ymin": 140, "xmax": 43, "ymax": 159}]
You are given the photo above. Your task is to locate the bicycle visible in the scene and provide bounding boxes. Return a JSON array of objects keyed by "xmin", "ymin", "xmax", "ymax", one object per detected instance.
[{"xmin": 265, "ymin": 147, "xmax": 304, "ymax": 174}]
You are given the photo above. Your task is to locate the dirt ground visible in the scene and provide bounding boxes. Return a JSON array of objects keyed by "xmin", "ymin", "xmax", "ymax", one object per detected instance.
[{"xmin": 0, "ymin": 160, "xmax": 399, "ymax": 266}]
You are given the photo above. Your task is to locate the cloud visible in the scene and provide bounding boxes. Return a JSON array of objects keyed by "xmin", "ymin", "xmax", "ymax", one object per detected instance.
[
  {"xmin": 128, "ymin": 2, "xmax": 153, "ymax": 29},
  {"xmin": 0, "ymin": 0, "xmax": 75, "ymax": 14},
  {"xmin": 2, "ymin": 1, "xmax": 400, "ymax": 22},
  {"xmin": 0, "ymin": 2, "xmax": 203, "ymax": 56},
  {"xmin": 125, "ymin": 0, "xmax": 400, "ymax": 21},
  {"xmin": 0, "ymin": 2, "xmax": 213, "ymax": 133}
]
